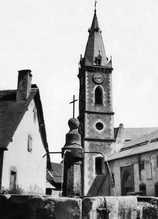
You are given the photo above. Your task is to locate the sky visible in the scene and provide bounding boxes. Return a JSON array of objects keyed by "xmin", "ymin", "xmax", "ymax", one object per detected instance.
[{"xmin": 0, "ymin": 0, "xmax": 158, "ymax": 161}]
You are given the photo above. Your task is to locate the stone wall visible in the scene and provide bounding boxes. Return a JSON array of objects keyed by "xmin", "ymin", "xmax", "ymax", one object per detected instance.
[
  {"xmin": 0, "ymin": 195, "xmax": 158, "ymax": 219},
  {"xmin": 82, "ymin": 196, "xmax": 158, "ymax": 219}
]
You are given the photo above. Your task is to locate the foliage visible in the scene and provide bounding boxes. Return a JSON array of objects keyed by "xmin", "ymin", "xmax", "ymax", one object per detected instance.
[{"xmin": 0, "ymin": 185, "xmax": 24, "ymax": 194}]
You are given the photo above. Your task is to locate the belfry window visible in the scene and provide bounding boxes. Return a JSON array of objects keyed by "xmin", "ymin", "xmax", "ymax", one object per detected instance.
[{"xmin": 95, "ymin": 86, "xmax": 103, "ymax": 105}]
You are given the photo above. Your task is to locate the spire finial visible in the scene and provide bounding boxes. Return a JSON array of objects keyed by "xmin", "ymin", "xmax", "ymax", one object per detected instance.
[{"xmin": 94, "ymin": 0, "xmax": 97, "ymax": 13}]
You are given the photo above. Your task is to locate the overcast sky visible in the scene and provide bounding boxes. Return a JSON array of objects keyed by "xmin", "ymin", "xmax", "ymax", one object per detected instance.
[{"xmin": 0, "ymin": 0, "xmax": 158, "ymax": 161}]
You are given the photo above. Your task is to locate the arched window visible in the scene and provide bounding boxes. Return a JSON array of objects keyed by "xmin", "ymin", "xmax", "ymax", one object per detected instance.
[
  {"xmin": 95, "ymin": 157, "xmax": 104, "ymax": 175},
  {"xmin": 139, "ymin": 183, "xmax": 146, "ymax": 195},
  {"xmin": 95, "ymin": 86, "xmax": 103, "ymax": 105},
  {"xmin": 155, "ymin": 182, "xmax": 158, "ymax": 197}
]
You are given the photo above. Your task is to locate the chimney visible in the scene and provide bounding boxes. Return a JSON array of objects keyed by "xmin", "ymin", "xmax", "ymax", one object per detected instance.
[
  {"xmin": 16, "ymin": 69, "xmax": 32, "ymax": 101},
  {"xmin": 116, "ymin": 123, "xmax": 125, "ymax": 144}
]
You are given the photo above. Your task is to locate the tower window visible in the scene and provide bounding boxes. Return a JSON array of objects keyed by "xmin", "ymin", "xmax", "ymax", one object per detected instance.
[
  {"xmin": 95, "ymin": 157, "xmax": 104, "ymax": 175},
  {"xmin": 96, "ymin": 122, "xmax": 104, "ymax": 131},
  {"xmin": 95, "ymin": 86, "xmax": 103, "ymax": 105}
]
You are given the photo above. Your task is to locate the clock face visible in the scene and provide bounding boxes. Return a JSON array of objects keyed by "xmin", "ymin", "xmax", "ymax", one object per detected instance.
[{"xmin": 93, "ymin": 73, "xmax": 104, "ymax": 84}]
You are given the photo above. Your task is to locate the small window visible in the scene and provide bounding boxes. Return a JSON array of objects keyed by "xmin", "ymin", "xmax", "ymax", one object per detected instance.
[
  {"xmin": 139, "ymin": 183, "xmax": 146, "ymax": 195},
  {"xmin": 10, "ymin": 170, "xmax": 17, "ymax": 190},
  {"xmin": 33, "ymin": 107, "xmax": 37, "ymax": 123},
  {"xmin": 112, "ymin": 172, "xmax": 115, "ymax": 186},
  {"xmin": 95, "ymin": 86, "xmax": 103, "ymax": 105},
  {"xmin": 140, "ymin": 160, "xmax": 145, "ymax": 170},
  {"xmin": 95, "ymin": 157, "xmax": 104, "ymax": 175},
  {"xmin": 27, "ymin": 134, "xmax": 33, "ymax": 152}
]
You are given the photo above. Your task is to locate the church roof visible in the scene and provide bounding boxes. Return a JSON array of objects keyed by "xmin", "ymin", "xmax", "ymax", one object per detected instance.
[
  {"xmin": 84, "ymin": 10, "xmax": 108, "ymax": 66},
  {"xmin": 0, "ymin": 85, "xmax": 50, "ymax": 159},
  {"xmin": 109, "ymin": 129, "xmax": 158, "ymax": 161}
]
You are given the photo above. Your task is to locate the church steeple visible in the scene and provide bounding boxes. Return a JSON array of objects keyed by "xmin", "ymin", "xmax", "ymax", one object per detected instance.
[
  {"xmin": 84, "ymin": 9, "xmax": 108, "ymax": 66},
  {"xmin": 78, "ymin": 6, "xmax": 114, "ymax": 195}
]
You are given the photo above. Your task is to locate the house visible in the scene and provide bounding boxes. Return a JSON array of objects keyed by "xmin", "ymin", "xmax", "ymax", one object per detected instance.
[
  {"xmin": 0, "ymin": 69, "xmax": 50, "ymax": 194},
  {"xmin": 109, "ymin": 127, "xmax": 158, "ymax": 196}
]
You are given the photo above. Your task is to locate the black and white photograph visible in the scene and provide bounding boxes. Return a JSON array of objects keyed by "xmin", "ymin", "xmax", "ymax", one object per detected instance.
[{"xmin": 0, "ymin": 0, "xmax": 158, "ymax": 218}]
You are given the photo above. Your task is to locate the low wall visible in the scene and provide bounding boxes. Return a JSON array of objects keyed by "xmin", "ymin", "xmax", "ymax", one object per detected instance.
[
  {"xmin": 82, "ymin": 196, "xmax": 158, "ymax": 219},
  {"xmin": 0, "ymin": 195, "xmax": 157, "ymax": 218},
  {"xmin": 0, "ymin": 195, "xmax": 82, "ymax": 219}
]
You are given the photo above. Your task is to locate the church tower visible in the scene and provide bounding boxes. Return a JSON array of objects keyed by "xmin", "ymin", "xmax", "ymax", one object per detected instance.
[{"xmin": 78, "ymin": 8, "xmax": 114, "ymax": 195}]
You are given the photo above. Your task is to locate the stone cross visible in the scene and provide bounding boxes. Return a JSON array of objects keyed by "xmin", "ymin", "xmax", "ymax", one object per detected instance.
[{"xmin": 69, "ymin": 95, "xmax": 78, "ymax": 118}]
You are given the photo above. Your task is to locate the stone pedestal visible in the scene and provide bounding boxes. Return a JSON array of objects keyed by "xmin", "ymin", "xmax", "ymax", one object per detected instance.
[{"xmin": 62, "ymin": 118, "xmax": 83, "ymax": 197}]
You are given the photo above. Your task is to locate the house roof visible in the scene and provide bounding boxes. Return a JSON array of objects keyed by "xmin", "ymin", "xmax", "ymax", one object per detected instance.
[
  {"xmin": 114, "ymin": 126, "xmax": 158, "ymax": 145},
  {"xmin": 47, "ymin": 162, "xmax": 63, "ymax": 189},
  {"xmin": 0, "ymin": 85, "xmax": 50, "ymax": 166},
  {"xmin": 0, "ymin": 89, "xmax": 35, "ymax": 149},
  {"xmin": 123, "ymin": 128, "xmax": 158, "ymax": 150},
  {"xmin": 108, "ymin": 142, "xmax": 158, "ymax": 161},
  {"xmin": 108, "ymin": 129, "xmax": 158, "ymax": 161},
  {"xmin": 123, "ymin": 127, "xmax": 158, "ymax": 142}
]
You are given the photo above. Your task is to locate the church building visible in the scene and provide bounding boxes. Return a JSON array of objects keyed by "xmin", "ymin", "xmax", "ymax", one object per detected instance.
[
  {"xmin": 78, "ymin": 7, "xmax": 158, "ymax": 197},
  {"xmin": 49, "ymin": 6, "xmax": 158, "ymax": 197},
  {"xmin": 78, "ymin": 8, "xmax": 114, "ymax": 196}
]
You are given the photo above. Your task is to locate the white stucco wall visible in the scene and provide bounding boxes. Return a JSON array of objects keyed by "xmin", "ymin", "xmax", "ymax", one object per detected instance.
[{"xmin": 1, "ymin": 100, "xmax": 47, "ymax": 194}]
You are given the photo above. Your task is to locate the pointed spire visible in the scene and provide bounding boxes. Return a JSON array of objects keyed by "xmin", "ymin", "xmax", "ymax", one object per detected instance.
[
  {"xmin": 84, "ymin": 7, "xmax": 108, "ymax": 66},
  {"xmin": 90, "ymin": 9, "xmax": 99, "ymax": 32}
]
